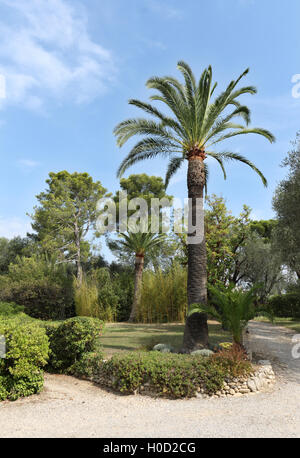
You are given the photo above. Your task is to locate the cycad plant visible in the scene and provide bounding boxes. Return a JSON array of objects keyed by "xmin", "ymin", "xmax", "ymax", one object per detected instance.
[
  {"xmin": 188, "ymin": 284, "xmax": 273, "ymax": 345},
  {"xmin": 117, "ymin": 231, "xmax": 166, "ymax": 322},
  {"xmin": 114, "ymin": 61, "xmax": 275, "ymax": 348}
]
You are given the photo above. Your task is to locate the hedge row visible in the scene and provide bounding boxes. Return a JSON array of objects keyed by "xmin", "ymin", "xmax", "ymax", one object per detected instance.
[
  {"xmin": 0, "ymin": 303, "xmax": 105, "ymax": 401},
  {"xmin": 99, "ymin": 347, "xmax": 252, "ymax": 398},
  {"xmin": 267, "ymin": 293, "xmax": 300, "ymax": 318}
]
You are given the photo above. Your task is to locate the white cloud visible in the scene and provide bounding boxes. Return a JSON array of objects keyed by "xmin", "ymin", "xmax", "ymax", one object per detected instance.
[
  {"xmin": 0, "ymin": 0, "xmax": 116, "ymax": 110},
  {"xmin": 17, "ymin": 159, "xmax": 40, "ymax": 169},
  {"xmin": 147, "ymin": 1, "xmax": 182, "ymax": 19},
  {"xmin": 0, "ymin": 216, "xmax": 31, "ymax": 239}
]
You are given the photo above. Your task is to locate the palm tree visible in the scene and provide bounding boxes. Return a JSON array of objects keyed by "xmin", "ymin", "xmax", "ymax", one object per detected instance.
[
  {"xmin": 188, "ymin": 284, "xmax": 274, "ymax": 346},
  {"xmin": 117, "ymin": 231, "xmax": 166, "ymax": 322},
  {"xmin": 114, "ymin": 61, "xmax": 275, "ymax": 348}
]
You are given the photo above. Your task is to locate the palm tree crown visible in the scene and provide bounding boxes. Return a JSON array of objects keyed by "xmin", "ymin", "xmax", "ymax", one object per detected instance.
[
  {"xmin": 118, "ymin": 231, "xmax": 166, "ymax": 257},
  {"xmin": 114, "ymin": 61, "xmax": 275, "ymax": 188}
]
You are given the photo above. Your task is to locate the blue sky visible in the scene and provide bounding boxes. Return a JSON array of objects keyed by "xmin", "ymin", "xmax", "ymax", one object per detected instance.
[{"xmin": 0, "ymin": 0, "xmax": 299, "ymax": 261}]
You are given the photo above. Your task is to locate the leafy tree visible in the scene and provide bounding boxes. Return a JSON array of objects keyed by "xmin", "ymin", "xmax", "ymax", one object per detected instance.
[
  {"xmin": 114, "ymin": 61, "xmax": 274, "ymax": 349},
  {"xmin": 29, "ymin": 171, "xmax": 107, "ymax": 284},
  {"xmin": 273, "ymin": 133, "xmax": 300, "ymax": 279},
  {"xmin": 249, "ymin": 219, "xmax": 277, "ymax": 242},
  {"xmin": 0, "ymin": 255, "xmax": 74, "ymax": 320},
  {"xmin": 111, "ymin": 231, "xmax": 166, "ymax": 322},
  {"xmin": 0, "ymin": 236, "xmax": 35, "ymax": 274},
  {"xmin": 237, "ymin": 235, "xmax": 283, "ymax": 302}
]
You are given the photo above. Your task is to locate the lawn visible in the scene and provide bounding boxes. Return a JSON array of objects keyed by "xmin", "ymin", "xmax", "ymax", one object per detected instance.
[
  {"xmin": 255, "ymin": 316, "xmax": 300, "ymax": 333},
  {"xmin": 101, "ymin": 321, "xmax": 231, "ymax": 357}
]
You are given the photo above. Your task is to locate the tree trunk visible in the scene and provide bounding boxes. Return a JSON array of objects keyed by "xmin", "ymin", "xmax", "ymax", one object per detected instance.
[
  {"xmin": 74, "ymin": 218, "xmax": 83, "ymax": 286},
  {"xmin": 182, "ymin": 154, "xmax": 209, "ymax": 351},
  {"xmin": 129, "ymin": 254, "xmax": 144, "ymax": 322}
]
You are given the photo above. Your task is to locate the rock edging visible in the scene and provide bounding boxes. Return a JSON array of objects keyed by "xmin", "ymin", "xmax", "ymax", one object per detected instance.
[
  {"xmin": 203, "ymin": 359, "xmax": 276, "ymax": 399},
  {"xmin": 91, "ymin": 359, "xmax": 275, "ymax": 399}
]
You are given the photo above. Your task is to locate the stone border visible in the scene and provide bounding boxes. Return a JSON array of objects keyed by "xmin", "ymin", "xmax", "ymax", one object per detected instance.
[
  {"xmin": 203, "ymin": 360, "xmax": 276, "ymax": 399},
  {"xmin": 92, "ymin": 359, "xmax": 276, "ymax": 399}
]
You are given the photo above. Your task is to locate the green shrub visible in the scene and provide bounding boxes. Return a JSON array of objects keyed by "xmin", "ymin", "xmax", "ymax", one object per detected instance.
[
  {"xmin": 0, "ymin": 319, "xmax": 49, "ymax": 401},
  {"xmin": 0, "ymin": 301, "xmax": 25, "ymax": 317},
  {"xmin": 44, "ymin": 317, "xmax": 104, "ymax": 373},
  {"xmin": 267, "ymin": 293, "xmax": 300, "ymax": 318},
  {"xmin": 190, "ymin": 284, "xmax": 273, "ymax": 345},
  {"xmin": 101, "ymin": 351, "xmax": 247, "ymax": 398},
  {"xmin": 68, "ymin": 351, "xmax": 104, "ymax": 379},
  {"xmin": 0, "ymin": 256, "xmax": 75, "ymax": 320},
  {"xmin": 212, "ymin": 344, "xmax": 253, "ymax": 378}
]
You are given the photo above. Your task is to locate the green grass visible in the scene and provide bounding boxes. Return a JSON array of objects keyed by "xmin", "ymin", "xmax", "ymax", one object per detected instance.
[
  {"xmin": 101, "ymin": 321, "xmax": 231, "ymax": 357},
  {"xmin": 255, "ymin": 316, "xmax": 300, "ymax": 333}
]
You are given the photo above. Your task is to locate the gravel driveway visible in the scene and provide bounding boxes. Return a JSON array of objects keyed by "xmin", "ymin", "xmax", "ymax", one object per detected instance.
[{"xmin": 0, "ymin": 321, "xmax": 299, "ymax": 438}]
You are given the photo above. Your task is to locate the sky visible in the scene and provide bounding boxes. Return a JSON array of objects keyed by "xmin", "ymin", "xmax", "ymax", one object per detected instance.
[{"xmin": 0, "ymin": 0, "xmax": 299, "ymax": 261}]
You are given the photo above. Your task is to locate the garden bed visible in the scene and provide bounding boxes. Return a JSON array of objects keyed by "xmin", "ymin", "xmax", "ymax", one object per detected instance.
[{"xmin": 83, "ymin": 350, "xmax": 276, "ymax": 400}]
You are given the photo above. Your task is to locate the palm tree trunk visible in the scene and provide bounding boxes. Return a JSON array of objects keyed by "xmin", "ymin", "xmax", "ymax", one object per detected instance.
[
  {"xmin": 182, "ymin": 154, "xmax": 209, "ymax": 351},
  {"xmin": 129, "ymin": 254, "xmax": 144, "ymax": 322}
]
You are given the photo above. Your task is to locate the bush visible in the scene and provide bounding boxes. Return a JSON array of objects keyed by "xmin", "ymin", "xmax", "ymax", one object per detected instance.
[
  {"xmin": 68, "ymin": 351, "xmax": 104, "ymax": 379},
  {"xmin": 0, "ymin": 319, "xmax": 49, "ymax": 401},
  {"xmin": 212, "ymin": 344, "xmax": 253, "ymax": 378},
  {"xmin": 267, "ymin": 293, "xmax": 300, "ymax": 318},
  {"xmin": 44, "ymin": 317, "xmax": 104, "ymax": 373},
  {"xmin": 101, "ymin": 351, "xmax": 250, "ymax": 398},
  {"xmin": 0, "ymin": 301, "xmax": 25, "ymax": 317},
  {"xmin": 0, "ymin": 256, "xmax": 75, "ymax": 320}
]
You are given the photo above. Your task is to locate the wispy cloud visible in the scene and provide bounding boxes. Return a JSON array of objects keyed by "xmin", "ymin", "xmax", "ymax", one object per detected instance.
[
  {"xmin": 0, "ymin": 0, "xmax": 116, "ymax": 111},
  {"xmin": 147, "ymin": 0, "xmax": 182, "ymax": 19},
  {"xmin": 17, "ymin": 159, "xmax": 40, "ymax": 169},
  {"xmin": 0, "ymin": 216, "xmax": 31, "ymax": 238}
]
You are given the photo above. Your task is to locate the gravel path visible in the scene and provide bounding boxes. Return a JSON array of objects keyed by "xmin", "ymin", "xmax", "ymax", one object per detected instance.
[{"xmin": 0, "ymin": 321, "xmax": 299, "ymax": 438}]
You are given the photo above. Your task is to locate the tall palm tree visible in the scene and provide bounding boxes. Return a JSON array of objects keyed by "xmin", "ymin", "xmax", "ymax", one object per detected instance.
[
  {"xmin": 114, "ymin": 62, "xmax": 275, "ymax": 348},
  {"xmin": 117, "ymin": 231, "xmax": 166, "ymax": 322}
]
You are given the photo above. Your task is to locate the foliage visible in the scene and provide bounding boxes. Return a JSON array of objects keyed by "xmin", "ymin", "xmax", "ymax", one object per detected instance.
[
  {"xmin": 0, "ymin": 318, "xmax": 49, "ymax": 401},
  {"xmin": 115, "ymin": 61, "xmax": 274, "ymax": 187},
  {"xmin": 111, "ymin": 269, "xmax": 134, "ymax": 322},
  {"xmin": 43, "ymin": 317, "xmax": 104, "ymax": 373},
  {"xmin": 212, "ymin": 344, "xmax": 253, "ymax": 378},
  {"xmin": 74, "ymin": 268, "xmax": 119, "ymax": 321},
  {"xmin": 188, "ymin": 284, "xmax": 273, "ymax": 344},
  {"xmin": 267, "ymin": 293, "xmax": 300, "ymax": 318},
  {"xmin": 112, "ymin": 174, "xmax": 172, "ymax": 226},
  {"xmin": 68, "ymin": 351, "xmax": 104, "ymax": 379},
  {"xmin": 205, "ymin": 195, "xmax": 253, "ymax": 287},
  {"xmin": 101, "ymin": 350, "xmax": 251, "ymax": 398},
  {"xmin": 138, "ymin": 263, "xmax": 187, "ymax": 323},
  {"xmin": 0, "ymin": 255, "xmax": 74, "ymax": 320},
  {"xmin": 237, "ymin": 235, "xmax": 283, "ymax": 302},
  {"xmin": 0, "ymin": 237, "xmax": 36, "ymax": 274},
  {"xmin": 0, "ymin": 301, "xmax": 25, "ymax": 317},
  {"xmin": 29, "ymin": 171, "xmax": 108, "ymax": 282},
  {"xmin": 273, "ymin": 133, "xmax": 300, "ymax": 279}
]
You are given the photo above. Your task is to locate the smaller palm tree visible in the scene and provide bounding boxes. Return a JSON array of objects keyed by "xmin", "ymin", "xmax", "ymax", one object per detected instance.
[
  {"xmin": 188, "ymin": 284, "xmax": 273, "ymax": 345},
  {"xmin": 117, "ymin": 231, "xmax": 166, "ymax": 322}
]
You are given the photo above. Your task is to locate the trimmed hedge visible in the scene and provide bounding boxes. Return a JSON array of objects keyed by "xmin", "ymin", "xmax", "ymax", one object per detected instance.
[
  {"xmin": 100, "ymin": 350, "xmax": 252, "ymax": 398},
  {"xmin": 267, "ymin": 293, "xmax": 300, "ymax": 318},
  {"xmin": 43, "ymin": 317, "xmax": 104, "ymax": 374},
  {"xmin": 0, "ymin": 318, "xmax": 49, "ymax": 400},
  {"xmin": 0, "ymin": 302, "xmax": 25, "ymax": 317}
]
